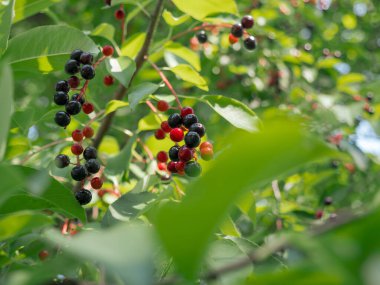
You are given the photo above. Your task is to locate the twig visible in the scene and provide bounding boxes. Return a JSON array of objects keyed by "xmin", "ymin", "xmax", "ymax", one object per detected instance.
[{"xmin": 21, "ymin": 138, "xmax": 71, "ymax": 164}]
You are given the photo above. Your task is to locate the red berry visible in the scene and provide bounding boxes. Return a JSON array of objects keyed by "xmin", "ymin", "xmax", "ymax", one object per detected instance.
[
  {"xmin": 72, "ymin": 129, "xmax": 83, "ymax": 142},
  {"xmin": 157, "ymin": 100, "xmax": 169, "ymax": 112},
  {"xmin": 38, "ymin": 250, "xmax": 49, "ymax": 261},
  {"xmin": 157, "ymin": 151, "xmax": 169, "ymax": 163},
  {"xmin": 175, "ymin": 161, "xmax": 186, "ymax": 172},
  {"xmin": 161, "ymin": 121, "xmax": 172, "ymax": 133},
  {"xmin": 229, "ymin": 34, "xmax": 239, "ymax": 45},
  {"xmin": 170, "ymin": 128, "xmax": 184, "ymax": 142},
  {"xmin": 200, "ymin": 141, "xmax": 213, "ymax": 150},
  {"xmin": 315, "ymin": 210, "xmax": 323, "ymax": 219},
  {"xmin": 82, "ymin": 102, "xmax": 94, "ymax": 114},
  {"xmin": 103, "ymin": 75, "xmax": 114, "ymax": 86},
  {"xmin": 155, "ymin": 129, "xmax": 166, "ymax": 140},
  {"xmin": 157, "ymin": 162, "xmax": 167, "ymax": 171},
  {"xmin": 102, "ymin": 45, "xmax": 114, "ymax": 57},
  {"xmin": 115, "ymin": 8, "xmax": 125, "ymax": 20},
  {"xmin": 98, "ymin": 189, "xmax": 107, "ymax": 198},
  {"xmin": 83, "ymin": 126, "xmax": 94, "ymax": 138},
  {"xmin": 200, "ymin": 147, "xmax": 213, "ymax": 161},
  {"xmin": 181, "ymin": 107, "xmax": 194, "ymax": 118},
  {"xmin": 178, "ymin": 146, "xmax": 193, "ymax": 162},
  {"xmin": 68, "ymin": 76, "xmax": 80, "ymax": 88},
  {"xmin": 71, "ymin": 143, "xmax": 83, "ymax": 155},
  {"xmin": 91, "ymin": 177, "xmax": 103, "ymax": 189},
  {"xmin": 167, "ymin": 161, "xmax": 177, "ymax": 173}
]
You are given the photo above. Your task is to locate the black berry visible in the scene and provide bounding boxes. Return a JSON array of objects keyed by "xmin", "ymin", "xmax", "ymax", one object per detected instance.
[
  {"xmin": 241, "ymin": 15, "xmax": 254, "ymax": 29},
  {"xmin": 185, "ymin": 161, "xmax": 202, "ymax": 177},
  {"xmin": 366, "ymin": 92, "xmax": 374, "ymax": 102},
  {"xmin": 55, "ymin": 80, "xmax": 70, "ymax": 93},
  {"xmin": 81, "ymin": 65, "xmax": 95, "ymax": 80},
  {"xmin": 71, "ymin": 93, "xmax": 85, "ymax": 105},
  {"xmin": 54, "ymin": 111, "xmax": 71, "ymax": 127},
  {"xmin": 324, "ymin": 197, "xmax": 333, "ymax": 206},
  {"xmin": 183, "ymin": 114, "xmax": 198, "ymax": 128},
  {"xmin": 55, "ymin": 154, "xmax": 70, "ymax": 168},
  {"xmin": 85, "ymin": 159, "xmax": 101, "ymax": 174},
  {"xmin": 189, "ymin": 123, "xmax": 205, "ymax": 137},
  {"xmin": 184, "ymin": 131, "xmax": 200, "ymax": 148},
  {"xmin": 54, "ymin": 91, "xmax": 69, "ymax": 106},
  {"xmin": 65, "ymin": 100, "xmax": 82, "ymax": 115},
  {"xmin": 244, "ymin": 36, "xmax": 256, "ymax": 50},
  {"xmin": 71, "ymin": 165, "xmax": 88, "ymax": 181},
  {"xmin": 169, "ymin": 146, "xmax": 180, "ymax": 161},
  {"xmin": 168, "ymin": 113, "xmax": 182, "ymax": 128},
  {"xmin": 231, "ymin": 23, "xmax": 244, "ymax": 38},
  {"xmin": 83, "ymin": 146, "xmax": 97, "ymax": 160},
  {"xmin": 75, "ymin": 189, "xmax": 92, "ymax": 205},
  {"xmin": 80, "ymin": 52, "xmax": 94, "ymax": 64},
  {"xmin": 70, "ymin": 49, "xmax": 83, "ymax": 61},
  {"xmin": 196, "ymin": 31, "xmax": 208, "ymax": 44},
  {"xmin": 65, "ymin": 59, "xmax": 80, "ymax": 75}
]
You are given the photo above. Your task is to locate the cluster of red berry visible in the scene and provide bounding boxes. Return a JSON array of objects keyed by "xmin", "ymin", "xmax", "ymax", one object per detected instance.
[{"xmin": 154, "ymin": 102, "xmax": 214, "ymax": 178}]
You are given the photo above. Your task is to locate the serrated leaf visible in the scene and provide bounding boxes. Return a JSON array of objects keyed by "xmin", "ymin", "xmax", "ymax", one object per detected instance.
[
  {"xmin": 165, "ymin": 42, "xmax": 201, "ymax": 71},
  {"xmin": 0, "ymin": 62, "xmax": 13, "ymax": 160},
  {"xmin": 105, "ymin": 100, "xmax": 129, "ymax": 115},
  {"xmin": 168, "ymin": 64, "xmax": 208, "ymax": 91},
  {"xmin": 172, "ymin": 0, "xmax": 238, "ymax": 20},
  {"xmin": 0, "ymin": 0, "xmax": 14, "ymax": 55},
  {"xmin": 128, "ymin": 83, "xmax": 160, "ymax": 110},
  {"xmin": 106, "ymin": 56, "xmax": 136, "ymax": 88},
  {"xmin": 162, "ymin": 9, "xmax": 191, "ymax": 26}
]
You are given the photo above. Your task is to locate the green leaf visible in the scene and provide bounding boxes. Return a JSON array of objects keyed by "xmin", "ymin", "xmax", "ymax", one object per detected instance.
[
  {"xmin": 317, "ymin": 58, "xmax": 341, "ymax": 69},
  {"xmin": 128, "ymin": 83, "xmax": 160, "ymax": 110},
  {"xmin": 138, "ymin": 112, "xmax": 162, "ymax": 131},
  {"xmin": 105, "ymin": 135, "xmax": 137, "ymax": 176},
  {"xmin": 155, "ymin": 120, "xmax": 334, "ymax": 279},
  {"xmin": 4, "ymin": 25, "xmax": 99, "ymax": 73},
  {"xmin": 162, "ymin": 9, "xmax": 191, "ymax": 26},
  {"xmin": 0, "ymin": 62, "xmax": 13, "ymax": 160},
  {"xmin": 337, "ymin": 73, "xmax": 366, "ymax": 87},
  {"xmin": 0, "ymin": 194, "xmax": 53, "ymax": 215},
  {"xmin": 168, "ymin": 64, "xmax": 208, "ymax": 91},
  {"xmin": 121, "ymin": 33, "xmax": 146, "ymax": 59},
  {"xmin": 106, "ymin": 56, "xmax": 136, "ymax": 88},
  {"xmin": 14, "ymin": 0, "xmax": 61, "ymax": 23},
  {"xmin": 165, "ymin": 42, "xmax": 201, "ymax": 71},
  {"xmin": 172, "ymin": 0, "xmax": 238, "ymax": 20},
  {"xmin": 0, "ymin": 0, "xmax": 14, "ymax": 55},
  {"xmin": 105, "ymin": 100, "xmax": 129, "ymax": 115},
  {"xmin": 91, "ymin": 23, "xmax": 115, "ymax": 42}
]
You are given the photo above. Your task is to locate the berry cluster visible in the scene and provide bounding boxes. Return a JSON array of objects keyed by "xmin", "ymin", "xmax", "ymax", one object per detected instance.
[{"xmin": 155, "ymin": 103, "xmax": 214, "ymax": 178}]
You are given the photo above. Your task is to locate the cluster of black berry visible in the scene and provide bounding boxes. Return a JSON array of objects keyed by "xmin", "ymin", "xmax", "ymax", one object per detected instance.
[{"xmin": 154, "ymin": 102, "xmax": 214, "ymax": 178}]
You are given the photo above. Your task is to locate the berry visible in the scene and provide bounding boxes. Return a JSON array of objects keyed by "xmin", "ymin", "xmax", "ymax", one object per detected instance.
[
  {"xmin": 157, "ymin": 151, "xmax": 168, "ymax": 163},
  {"xmin": 70, "ymin": 49, "xmax": 83, "ymax": 61},
  {"xmin": 105, "ymin": 0, "xmax": 111, "ymax": 5},
  {"xmin": 155, "ymin": 129, "xmax": 166, "ymax": 140},
  {"xmin": 184, "ymin": 131, "xmax": 200, "ymax": 148},
  {"xmin": 184, "ymin": 161, "xmax": 202, "ymax": 177},
  {"xmin": 71, "ymin": 143, "xmax": 84, "ymax": 155},
  {"xmin": 72, "ymin": 129, "xmax": 83, "ymax": 142},
  {"xmin": 91, "ymin": 177, "xmax": 103, "ymax": 189},
  {"xmin": 157, "ymin": 100, "xmax": 169, "ymax": 112},
  {"xmin": 161, "ymin": 121, "xmax": 172, "ymax": 133},
  {"xmin": 170, "ymin": 128, "xmax": 184, "ymax": 142},
  {"xmin": 169, "ymin": 146, "xmax": 180, "ymax": 161},
  {"xmin": 324, "ymin": 197, "xmax": 333, "ymax": 206},
  {"xmin": 38, "ymin": 250, "xmax": 49, "ymax": 261},
  {"xmin": 175, "ymin": 161, "xmax": 186, "ymax": 172},
  {"xmin": 161, "ymin": 173, "xmax": 172, "ymax": 183},
  {"xmin": 55, "ymin": 80, "xmax": 70, "ymax": 93},
  {"xmin": 81, "ymin": 65, "xmax": 95, "ymax": 80},
  {"xmin": 200, "ymin": 147, "xmax": 213, "ymax": 161},
  {"xmin": 54, "ymin": 91, "xmax": 69, "ymax": 105},
  {"xmin": 168, "ymin": 113, "xmax": 182, "ymax": 128},
  {"xmin": 103, "ymin": 75, "xmax": 114, "ymax": 86},
  {"xmin": 229, "ymin": 34, "xmax": 239, "ymax": 45},
  {"xmin": 196, "ymin": 31, "xmax": 208, "ymax": 44},
  {"xmin": 241, "ymin": 15, "xmax": 254, "ymax": 29},
  {"xmin": 71, "ymin": 165, "xmax": 88, "ymax": 181},
  {"xmin": 79, "ymin": 52, "xmax": 93, "ymax": 64},
  {"xmin": 83, "ymin": 126, "xmax": 94, "ymax": 138},
  {"xmin": 65, "ymin": 100, "xmax": 82, "ymax": 115},
  {"xmin": 200, "ymin": 141, "xmax": 213, "ymax": 150},
  {"xmin": 178, "ymin": 146, "xmax": 193, "ymax": 162},
  {"xmin": 157, "ymin": 162, "xmax": 167, "ymax": 171},
  {"xmin": 71, "ymin": 93, "xmax": 85, "ymax": 105},
  {"xmin": 75, "ymin": 189, "xmax": 92, "ymax": 205},
  {"xmin": 65, "ymin": 59, "xmax": 80, "ymax": 75},
  {"xmin": 54, "ymin": 111, "xmax": 71, "ymax": 127},
  {"xmin": 180, "ymin": 107, "xmax": 194, "ymax": 118},
  {"xmin": 330, "ymin": 160, "xmax": 339, "ymax": 169},
  {"xmin": 83, "ymin": 146, "xmax": 97, "ymax": 160},
  {"xmin": 231, "ymin": 23, "xmax": 244, "ymax": 38},
  {"xmin": 82, "ymin": 102, "xmax": 94, "ymax": 114},
  {"xmin": 189, "ymin": 123, "xmax": 205, "ymax": 137},
  {"xmin": 115, "ymin": 8, "xmax": 125, "ymax": 20},
  {"xmin": 167, "ymin": 161, "xmax": 177, "ymax": 173},
  {"xmin": 55, "ymin": 154, "xmax": 70, "ymax": 168},
  {"xmin": 183, "ymin": 114, "xmax": 198, "ymax": 128},
  {"xmin": 366, "ymin": 92, "xmax": 374, "ymax": 102},
  {"xmin": 85, "ymin": 159, "xmax": 101, "ymax": 174},
  {"xmin": 102, "ymin": 45, "xmax": 114, "ymax": 56},
  {"xmin": 244, "ymin": 36, "xmax": 257, "ymax": 50},
  {"xmin": 315, "ymin": 209, "xmax": 323, "ymax": 219},
  {"xmin": 68, "ymin": 76, "xmax": 80, "ymax": 88}
]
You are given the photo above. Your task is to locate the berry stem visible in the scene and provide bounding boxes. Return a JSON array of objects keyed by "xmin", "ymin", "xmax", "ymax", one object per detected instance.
[
  {"xmin": 146, "ymin": 100, "xmax": 163, "ymax": 122},
  {"xmin": 21, "ymin": 138, "xmax": 71, "ymax": 164}
]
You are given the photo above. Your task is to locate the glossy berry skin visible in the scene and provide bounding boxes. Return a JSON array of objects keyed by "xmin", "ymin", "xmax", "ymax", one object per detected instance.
[
  {"xmin": 161, "ymin": 173, "xmax": 172, "ymax": 183},
  {"xmin": 70, "ymin": 49, "xmax": 83, "ymax": 61},
  {"xmin": 157, "ymin": 162, "xmax": 167, "ymax": 171},
  {"xmin": 161, "ymin": 121, "xmax": 172, "ymax": 133},
  {"xmin": 196, "ymin": 31, "xmax": 208, "ymax": 44},
  {"xmin": 189, "ymin": 123, "xmax": 205, "ymax": 137},
  {"xmin": 115, "ymin": 8, "xmax": 125, "ymax": 20},
  {"xmin": 169, "ymin": 146, "xmax": 180, "ymax": 161},
  {"xmin": 324, "ymin": 197, "xmax": 333, "ymax": 206},
  {"xmin": 75, "ymin": 189, "xmax": 92, "ymax": 205},
  {"xmin": 83, "ymin": 146, "xmax": 97, "ymax": 160},
  {"xmin": 54, "ymin": 111, "xmax": 71, "ymax": 127},
  {"xmin": 155, "ymin": 129, "xmax": 166, "ymax": 140},
  {"xmin": 65, "ymin": 59, "xmax": 80, "ymax": 75},
  {"xmin": 71, "ymin": 165, "xmax": 88, "ymax": 181},
  {"xmin": 185, "ymin": 131, "xmax": 200, "ymax": 148},
  {"xmin": 55, "ymin": 154, "xmax": 70, "ymax": 168},
  {"xmin": 167, "ymin": 161, "xmax": 177, "ymax": 173},
  {"xmin": 170, "ymin": 128, "xmax": 184, "ymax": 142},
  {"xmin": 103, "ymin": 75, "xmax": 114, "ymax": 86},
  {"xmin": 85, "ymin": 159, "xmax": 101, "ymax": 174},
  {"xmin": 200, "ymin": 141, "xmax": 213, "ymax": 150},
  {"xmin": 71, "ymin": 143, "xmax": 84, "ymax": 155},
  {"xmin": 68, "ymin": 76, "xmax": 80, "ymax": 88},
  {"xmin": 71, "ymin": 93, "xmax": 85, "ymax": 105},
  {"xmin": 168, "ymin": 113, "xmax": 182, "ymax": 128},
  {"xmin": 65, "ymin": 100, "xmax": 82, "ymax": 115},
  {"xmin": 82, "ymin": 102, "xmax": 94, "ymax": 114},
  {"xmin": 102, "ymin": 45, "xmax": 114, "ymax": 56},
  {"xmin": 183, "ymin": 114, "xmax": 198, "ymax": 128},
  {"xmin": 81, "ymin": 65, "xmax": 95, "ymax": 80},
  {"xmin": 241, "ymin": 15, "xmax": 254, "ymax": 29},
  {"xmin": 157, "ymin": 151, "xmax": 168, "ymax": 163},
  {"xmin": 157, "ymin": 100, "xmax": 169, "ymax": 112},
  {"xmin": 185, "ymin": 161, "xmax": 202, "ymax": 177},
  {"xmin": 178, "ymin": 146, "xmax": 193, "ymax": 162},
  {"xmin": 55, "ymin": 80, "xmax": 70, "ymax": 93},
  {"xmin": 38, "ymin": 250, "xmax": 49, "ymax": 261},
  {"xmin": 200, "ymin": 147, "xmax": 213, "ymax": 161},
  {"xmin": 80, "ymin": 52, "xmax": 93, "ymax": 64},
  {"xmin": 83, "ymin": 126, "xmax": 94, "ymax": 138},
  {"xmin": 72, "ymin": 129, "xmax": 83, "ymax": 142},
  {"xmin": 91, "ymin": 177, "xmax": 103, "ymax": 189},
  {"xmin": 231, "ymin": 23, "xmax": 244, "ymax": 38},
  {"xmin": 229, "ymin": 34, "xmax": 239, "ymax": 45},
  {"xmin": 175, "ymin": 161, "xmax": 186, "ymax": 172},
  {"xmin": 180, "ymin": 107, "xmax": 194, "ymax": 118},
  {"xmin": 54, "ymin": 91, "xmax": 69, "ymax": 106},
  {"xmin": 244, "ymin": 36, "xmax": 257, "ymax": 50}
]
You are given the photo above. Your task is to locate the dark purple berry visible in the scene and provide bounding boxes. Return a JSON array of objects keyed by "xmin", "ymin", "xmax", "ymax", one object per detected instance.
[
  {"xmin": 169, "ymin": 146, "xmax": 180, "ymax": 161},
  {"xmin": 85, "ymin": 159, "xmax": 100, "ymax": 174},
  {"xmin": 65, "ymin": 100, "xmax": 82, "ymax": 115},
  {"xmin": 70, "ymin": 49, "xmax": 83, "ymax": 61},
  {"xmin": 65, "ymin": 59, "xmax": 80, "ymax": 75},
  {"xmin": 55, "ymin": 154, "xmax": 70, "ymax": 168},
  {"xmin": 83, "ymin": 146, "xmax": 97, "ymax": 160},
  {"xmin": 231, "ymin": 23, "xmax": 244, "ymax": 38},
  {"xmin": 54, "ymin": 91, "xmax": 69, "ymax": 106},
  {"xmin": 183, "ymin": 114, "xmax": 198, "ymax": 128},
  {"xmin": 241, "ymin": 15, "xmax": 254, "ymax": 29},
  {"xmin": 81, "ymin": 65, "xmax": 95, "ymax": 80},
  {"xmin": 168, "ymin": 113, "xmax": 182, "ymax": 128},
  {"xmin": 55, "ymin": 80, "xmax": 70, "ymax": 93},
  {"xmin": 71, "ymin": 165, "xmax": 88, "ymax": 181},
  {"xmin": 244, "ymin": 36, "xmax": 256, "ymax": 50},
  {"xmin": 324, "ymin": 197, "xmax": 333, "ymax": 206},
  {"xmin": 75, "ymin": 189, "xmax": 92, "ymax": 205},
  {"xmin": 196, "ymin": 31, "xmax": 208, "ymax": 44},
  {"xmin": 71, "ymin": 93, "xmax": 85, "ymax": 105},
  {"xmin": 184, "ymin": 131, "xmax": 200, "ymax": 148},
  {"xmin": 54, "ymin": 111, "xmax": 71, "ymax": 127},
  {"xmin": 189, "ymin": 123, "xmax": 205, "ymax": 137},
  {"xmin": 80, "ymin": 52, "xmax": 94, "ymax": 64}
]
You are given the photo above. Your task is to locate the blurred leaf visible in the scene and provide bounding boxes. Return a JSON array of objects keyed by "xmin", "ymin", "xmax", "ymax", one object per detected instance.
[
  {"xmin": 165, "ymin": 42, "xmax": 201, "ymax": 71},
  {"xmin": 138, "ymin": 112, "xmax": 161, "ymax": 131},
  {"xmin": 105, "ymin": 100, "xmax": 129, "ymax": 115},
  {"xmin": 0, "ymin": 0, "xmax": 14, "ymax": 55},
  {"xmin": 121, "ymin": 33, "xmax": 146, "ymax": 59},
  {"xmin": 172, "ymin": 0, "xmax": 238, "ymax": 20},
  {"xmin": 14, "ymin": 0, "xmax": 61, "ymax": 23},
  {"xmin": 168, "ymin": 64, "xmax": 208, "ymax": 91},
  {"xmin": 106, "ymin": 56, "xmax": 136, "ymax": 88},
  {"xmin": 0, "ymin": 62, "xmax": 13, "ymax": 160},
  {"xmin": 337, "ymin": 73, "xmax": 365, "ymax": 87},
  {"xmin": 219, "ymin": 216, "xmax": 241, "ymax": 237},
  {"xmin": 0, "ymin": 194, "xmax": 53, "ymax": 215},
  {"xmin": 91, "ymin": 23, "xmax": 115, "ymax": 42},
  {"xmin": 128, "ymin": 83, "xmax": 160, "ymax": 110},
  {"xmin": 105, "ymin": 135, "xmax": 137, "ymax": 176},
  {"xmin": 162, "ymin": 9, "xmax": 191, "ymax": 26},
  {"xmin": 317, "ymin": 58, "xmax": 341, "ymax": 69}
]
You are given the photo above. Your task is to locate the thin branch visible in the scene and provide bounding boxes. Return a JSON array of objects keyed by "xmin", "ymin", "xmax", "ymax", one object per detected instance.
[{"xmin": 21, "ymin": 138, "xmax": 71, "ymax": 164}]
